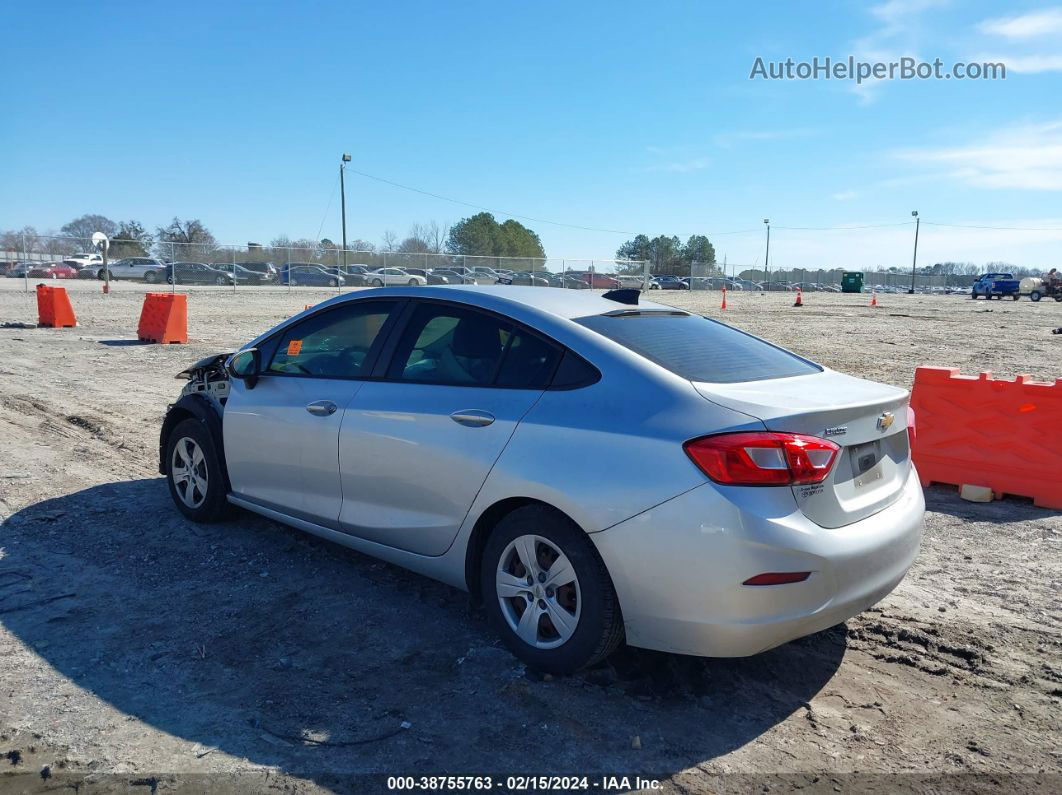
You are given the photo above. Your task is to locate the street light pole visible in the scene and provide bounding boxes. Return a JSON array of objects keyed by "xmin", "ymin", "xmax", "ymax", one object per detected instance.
[
  {"xmin": 908, "ymin": 210, "xmax": 920, "ymax": 294},
  {"xmin": 763, "ymin": 219, "xmax": 771, "ymax": 291},
  {"xmin": 340, "ymin": 153, "xmax": 351, "ymax": 270}
]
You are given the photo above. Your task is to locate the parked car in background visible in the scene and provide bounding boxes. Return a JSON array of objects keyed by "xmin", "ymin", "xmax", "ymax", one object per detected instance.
[
  {"xmin": 236, "ymin": 262, "xmax": 278, "ymax": 283},
  {"xmin": 100, "ymin": 257, "xmax": 169, "ymax": 283},
  {"xmin": 574, "ymin": 272, "xmax": 621, "ymax": 289},
  {"xmin": 560, "ymin": 272, "xmax": 590, "ymax": 289},
  {"xmin": 6, "ymin": 262, "xmax": 37, "ymax": 278},
  {"xmin": 280, "ymin": 264, "xmax": 346, "ymax": 287},
  {"xmin": 497, "ymin": 271, "xmax": 549, "ymax": 286},
  {"xmin": 208, "ymin": 263, "xmax": 272, "ymax": 286},
  {"xmin": 365, "ymin": 268, "xmax": 428, "ymax": 287},
  {"xmin": 400, "ymin": 267, "xmax": 452, "ymax": 285},
  {"xmin": 167, "ymin": 260, "xmax": 234, "ymax": 284},
  {"xmin": 65, "ymin": 253, "xmax": 103, "ymax": 269},
  {"xmin": 649, "ymin": 275, "xmax": 689, "ymax": 290},
  {"xmin": 28, "ymin": 262, "xmax": 79, "ymax": 279},
  {"xmin": 470, "ymin": 266, "xmax": 502, "ymax": 283},
  {"xmin": 0, "ymin": 261, "xmax": 19, "ymax": 276},
  {"xmin": 432, "ymin": 268, "xmax": 477, "ymax": 284}
]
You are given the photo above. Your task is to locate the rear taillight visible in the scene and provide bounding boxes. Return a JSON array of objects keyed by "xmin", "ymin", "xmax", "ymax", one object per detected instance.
[
  {"xmin": 684, "ymin": 432, "xmax": 840, "ymax": 486},
  {"xmin": 907, "ymin": 406, "xmax": 916, "ymax": 445}
]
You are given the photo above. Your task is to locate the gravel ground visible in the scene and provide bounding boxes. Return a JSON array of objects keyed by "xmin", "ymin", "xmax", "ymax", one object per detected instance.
[{"xmin": 0, "ymin": 280, "xmax": 1059, "ymax": 794}]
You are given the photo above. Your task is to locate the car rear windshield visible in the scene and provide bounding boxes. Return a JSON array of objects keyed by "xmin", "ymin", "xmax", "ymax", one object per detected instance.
[{"xmin": 575, "ymin": 312, "xmax": 821, "ymax": 383}]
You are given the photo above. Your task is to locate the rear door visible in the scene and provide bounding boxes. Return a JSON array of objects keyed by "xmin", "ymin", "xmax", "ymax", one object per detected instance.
[
  {"xmin": 223, "ymin": 299, "xmax": 399, "ymax": 526},
  {"xmin": 337, "ymin": 300, "xmax": 561, "ymax": 555}
]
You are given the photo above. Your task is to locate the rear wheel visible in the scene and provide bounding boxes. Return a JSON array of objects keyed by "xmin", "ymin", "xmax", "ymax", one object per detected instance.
[
  {"xmin": 1011, "ymin": 294, "xmax": 1020, "ymax": 301},
  {"xmin": 329, "ymin": 278, "xmax": 339, "ymax": 287},
  {"xmin": 165, "ymin": 418, "xmax": 228, "ymax": 523},
  {"xmin": 481, "ymin": 505, "xmax": 624, "ymax": 675},
  {"xmin": 372, "ymin": 278, "xmax": 384, "ymax": 287},
  {"xmin": 98, "ymin": 269, "xmax": 111, "ymax": 281},
  {"xmin": 144, "ymin": 270, "xmax": 158, "ymax": 284},
  {"xmin": 407, "ymin": 278, "xmax": 418, "ymax": 286},
  {"xmin": 1030, "ymin": 291, "xmax": 1042, "ymax": 302},
  {"xmin": 215, "ymin": 275, "xmax": 226, "ymax": 286}
]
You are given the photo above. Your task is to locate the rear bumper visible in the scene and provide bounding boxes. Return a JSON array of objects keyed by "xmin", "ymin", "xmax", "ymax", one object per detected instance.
[{"xmin": 591, "ymin": 468, "xmax": 924, "ymax": 657}]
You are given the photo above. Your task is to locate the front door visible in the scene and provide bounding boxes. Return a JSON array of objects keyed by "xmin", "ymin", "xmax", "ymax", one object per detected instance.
[{"xmin": 223, "ymin": 299, "xmax": 399, "ymax": 527}]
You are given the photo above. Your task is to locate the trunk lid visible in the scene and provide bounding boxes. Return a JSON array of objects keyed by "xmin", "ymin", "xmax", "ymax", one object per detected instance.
[{"xmin": 694, "ymin": 370, "xmax": 911, "ymax": 528}]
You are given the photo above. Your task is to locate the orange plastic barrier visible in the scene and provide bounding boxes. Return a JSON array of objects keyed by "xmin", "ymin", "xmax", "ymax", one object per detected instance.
[
  {"xmin": 911, "ymin": 366, "xmax": 1062, "ymax": 510},
  {"xmin": 137, "ymin": 293, "xmax": 188, "ymax": 344},
  {"xmin": 36, "ymin": 284, "xmax": 77, "ymax": 328}
]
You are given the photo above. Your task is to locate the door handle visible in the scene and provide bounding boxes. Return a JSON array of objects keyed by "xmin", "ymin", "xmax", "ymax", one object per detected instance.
[
  {"xmin": 306, "ymin": 400, "xmax": 338, "ymax": 417},
  {"xmin": 450, "ymin": 409, "xmax": 495, "ymax": 427}
]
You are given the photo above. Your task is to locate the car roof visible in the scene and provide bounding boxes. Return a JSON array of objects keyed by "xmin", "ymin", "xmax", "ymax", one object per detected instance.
[{"xmin": 318, "ymin": 284, "xmax": 676, "ymax": 321}]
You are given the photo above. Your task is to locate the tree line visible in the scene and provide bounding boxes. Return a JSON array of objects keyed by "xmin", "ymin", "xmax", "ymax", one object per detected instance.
[{"xmin": 1, "ymin": 211, "xmax": 549, "ymax": 263}]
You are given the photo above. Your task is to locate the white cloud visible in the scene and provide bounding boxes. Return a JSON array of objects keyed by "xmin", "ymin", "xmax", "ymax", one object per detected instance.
[
  {"xmin": 980, "ymin": 53, "xmax": 1062, "ymax": 73},
  {"xmin": 894, "ymin": 120, "xmax": 1062, "ymax": 190},
  {"xmin": 833, "ymin": 190, "xmax": 859, "ymax": 201},
  {"xmin": 978, "ymin": 8, "xmax": 1062, "ymax": 39},
  {"xmin": 847, "ymin": 0, "xmax": 949, "ymax": 104}
]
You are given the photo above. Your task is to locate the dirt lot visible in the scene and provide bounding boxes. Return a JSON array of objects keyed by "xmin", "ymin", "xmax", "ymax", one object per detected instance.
[{"xmin": 1, "ymin": 280, "xmax": 1059, "ymax": 793}]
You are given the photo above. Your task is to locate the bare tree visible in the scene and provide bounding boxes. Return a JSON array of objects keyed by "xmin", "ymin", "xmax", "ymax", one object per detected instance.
[{"xmin": 381, "ymin": 230, "xmax": 399, "ymax": 252}]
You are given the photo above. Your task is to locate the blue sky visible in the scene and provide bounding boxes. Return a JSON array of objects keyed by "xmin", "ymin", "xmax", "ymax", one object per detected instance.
[{"xmin": 2, "ymin": 0, "xmax": 1060, "ymax": 267}]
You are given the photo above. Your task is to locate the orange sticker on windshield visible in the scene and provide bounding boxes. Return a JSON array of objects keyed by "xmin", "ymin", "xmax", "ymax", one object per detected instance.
[{"xmin": 287, "ymin": 340, "xmax": 303, "ymax": 356}]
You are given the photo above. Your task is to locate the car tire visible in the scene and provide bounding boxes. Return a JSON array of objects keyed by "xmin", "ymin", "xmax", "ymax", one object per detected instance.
[
  {"xmin": 329, "ymin": 278, "xmax": 339, "ymax": 287},
  {"xmin": 1011, "ymin": 294, "xmax": 1020, "ymax": 301},
  {"xmin": 164, "ymin": 417, "xmax": 229, "ymax": 523},
  {"xmin": 480, "ymin": 504, "xmax": 624, "ymax": 675},
  {"xmin": 144, "ymin": 270, "xmax": 158, "ymax": 284},
  {"xmin": 98, "ymin": 269, "xmax": 111, "ymax": 281},
  {"xmin": 1030, "ymin": 291, "xmax": 1042, "ymax": 302},
  {"xmin": 372, "ymin": 278, "xmax": 384, "ymax": 287},
  {"xmin": 407, "ymin": 278, "xmax": 419, "ymax": 286}
]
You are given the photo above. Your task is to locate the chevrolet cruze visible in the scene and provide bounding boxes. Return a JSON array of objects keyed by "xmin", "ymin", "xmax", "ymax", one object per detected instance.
[{"xmin": 160, "ymin": 286, "xmax": 924, "ymax": 673}]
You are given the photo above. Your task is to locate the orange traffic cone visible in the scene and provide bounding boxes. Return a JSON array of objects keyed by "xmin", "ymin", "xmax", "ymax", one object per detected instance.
[
  {"xmin": 793, "ymin": 288, "xmax": 804, "ymax": 307},
  {"xmin": 870, "ymin": 291, "xmax": 878, "ymax": 307},
  {"xmin": 721, "ymin": 287, "xmax": 727, "ymax": 310}
]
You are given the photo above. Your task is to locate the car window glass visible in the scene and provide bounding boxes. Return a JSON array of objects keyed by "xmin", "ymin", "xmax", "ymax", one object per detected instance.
[
  {"xmin": 268, "ymin": 301, "xmax": 396, "ymax": 378},
  {"xmin": 575, "ymin": 313, "xmax": 820, "ymax": 383},
  {"xmin": 494, "ymin": 330, "xmax": 560, "ymax": 388},
  {"xmin": 388, "ymin": 304, "xmax": 509, "ymax": 385}
]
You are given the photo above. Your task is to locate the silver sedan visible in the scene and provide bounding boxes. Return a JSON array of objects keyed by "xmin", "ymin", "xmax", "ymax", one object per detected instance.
[{"xmin": 160, "ymin": 286, "xmax": 923, "ymax": 673}]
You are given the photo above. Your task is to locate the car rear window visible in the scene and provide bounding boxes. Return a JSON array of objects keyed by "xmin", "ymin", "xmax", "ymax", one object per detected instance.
[{"xmin": 575, "ymin": 312, "xmax": 821, "ymax": 383}]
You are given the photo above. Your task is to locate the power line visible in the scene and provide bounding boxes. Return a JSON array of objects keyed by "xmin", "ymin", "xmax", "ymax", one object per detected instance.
[
  {"xmin": 773, "ymin": 222, "xmax": 915, "ymax": 230},
  {"xmin": 314, "ymin": 171, "xmax": 341, "ymax": 243},
  {"xmin": 923, "ymin": 221, "xmax": 1062, "ymax": 232}
]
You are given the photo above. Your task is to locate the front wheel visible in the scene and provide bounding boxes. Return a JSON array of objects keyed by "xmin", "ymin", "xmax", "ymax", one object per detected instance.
[
  {"xmin": 481, "ymin": 505, "xmax": 624, "ymax": 675},
  {"xmin": 215, "ymin": 275, "xmax": 226, "ymax": 286},
  {"xmin": 407, "ymin": 278, "xmax": 418, "ymax": 286},
  {"xmin": 165, "ymin": 418, "xmax": 228, "ymax": 523},
  {"xmin": 1011, "ymin": 294, "xmax": 1020, "ymax": 301},
  {"xmin": 372, "ymin": 278, "xmax": 384, "ymax": 287},
  {"xmin": 144, "ymin": 270, "xmax": 158, "ymax": 284}
]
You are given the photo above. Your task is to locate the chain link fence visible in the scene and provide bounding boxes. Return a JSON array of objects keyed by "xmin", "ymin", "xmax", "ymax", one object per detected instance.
[{"xmin": 2, "ymin": 234, "xmax": 983, "ymax": 295}]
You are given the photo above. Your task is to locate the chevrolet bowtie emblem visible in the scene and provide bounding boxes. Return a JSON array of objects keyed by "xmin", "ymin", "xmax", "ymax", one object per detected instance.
[{"xmin": 877, "ymin": 411, "xmax": 895, "ymax": 432}]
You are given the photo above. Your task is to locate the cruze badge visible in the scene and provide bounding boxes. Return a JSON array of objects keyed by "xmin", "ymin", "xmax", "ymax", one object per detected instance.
[
  {"xmin": 824, "ymin": 426, "xmax": 847, "ymax": 437},
  {"xmin": 877, "ymin": 411, "xmax": 895, "ymax": 432}
]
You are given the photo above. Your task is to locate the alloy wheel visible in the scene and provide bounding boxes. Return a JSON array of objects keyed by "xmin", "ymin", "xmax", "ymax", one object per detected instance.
[
  {"xmin": 496, "ymin": 535, "xmax": 581, "ymax": 649},
  {"xmin": 171, "ymin": 436, "xmax": 208, "ymax": 509}
]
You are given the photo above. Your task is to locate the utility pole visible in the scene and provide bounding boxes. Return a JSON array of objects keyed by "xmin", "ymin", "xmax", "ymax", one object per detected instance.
[
  {"xmin": 340, "ymin": 153, "xmax": 351, "ymax": 270},
  {"xmin": 763, "ymin": 219, "xmax": 771, "ymax": 291},
  {"xmin": 909, "ymin": 210, "xmax": 920, "ymax": 294}
]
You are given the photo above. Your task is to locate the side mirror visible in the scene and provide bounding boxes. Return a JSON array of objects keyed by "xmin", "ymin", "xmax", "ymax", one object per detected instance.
[{"xmin": 226, "ymin": 348, "xmax": 260, "ymax": 389}]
